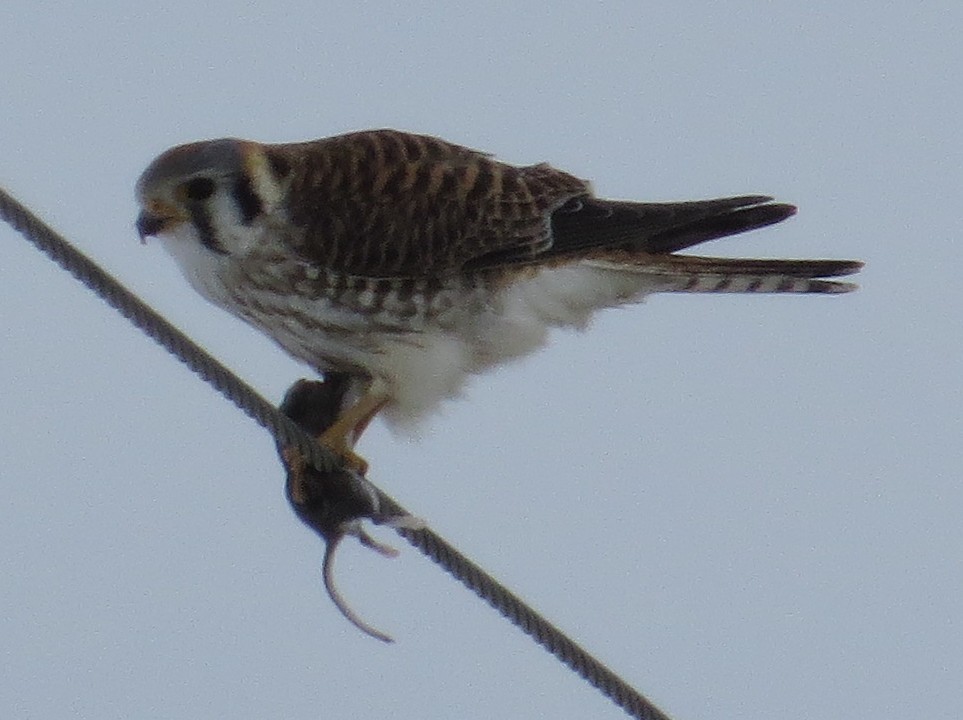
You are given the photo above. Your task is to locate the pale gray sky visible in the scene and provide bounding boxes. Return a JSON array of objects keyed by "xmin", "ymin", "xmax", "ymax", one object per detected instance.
[{"xmin": 2, "ymin": 3, "xmax": 961, "ymax": 719}]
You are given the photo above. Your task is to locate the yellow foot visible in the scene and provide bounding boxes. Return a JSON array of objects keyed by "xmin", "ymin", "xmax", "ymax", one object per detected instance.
[
  {"xmin": 316, "ymin": 427, "xmax": 370, "ymax": 476},
  {"xmin": 311, "ymin": 387, "xmax": 387, "ymax": 476}
]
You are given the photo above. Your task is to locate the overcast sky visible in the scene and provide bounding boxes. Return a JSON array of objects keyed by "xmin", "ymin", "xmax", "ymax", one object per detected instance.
[{"xmin": 2, "ymin": 3, "xmax": 961, "ymax": 719}]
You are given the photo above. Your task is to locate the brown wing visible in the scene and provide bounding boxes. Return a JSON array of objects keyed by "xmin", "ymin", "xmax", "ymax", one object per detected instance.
[
  {"xmin": 269, "ymin": 129, "xmax": 589, "ymax": 277},
  {"xmin": 464, "ymin": 194, "xmax": 799, "ymax": 271},
  {"xmin": 268, "ymin": 129, "xmax": 859, "ymax": 287}
]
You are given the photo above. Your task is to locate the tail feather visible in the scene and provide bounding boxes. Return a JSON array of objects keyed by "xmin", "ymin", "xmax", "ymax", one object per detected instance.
[
  {"xmin": 549, "ymin": 193, "xmax": 863, "ymax": 295},
  {"xmin": 481, "ymin": 194, "xmax": 861, "ymax": 295},
  {"xmin": 585, "ymin": 255, "xmax": 863, "ymax": 294}
]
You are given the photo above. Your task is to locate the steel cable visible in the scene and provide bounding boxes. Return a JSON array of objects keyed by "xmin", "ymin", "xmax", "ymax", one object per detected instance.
[{"xmin": 1, "ymin": 185, "xmax": 673, "ymax": 720}]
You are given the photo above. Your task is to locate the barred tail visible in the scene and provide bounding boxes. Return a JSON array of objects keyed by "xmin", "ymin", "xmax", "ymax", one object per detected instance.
[{"xmin": 586, "ymin": 255, "xmax": 863, "ymax": 295}]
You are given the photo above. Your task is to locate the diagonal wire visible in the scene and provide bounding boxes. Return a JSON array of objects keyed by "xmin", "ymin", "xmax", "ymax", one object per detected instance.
[{"xmin": 0, "ymin": 185, "xmax": 673, "ymax": 720}]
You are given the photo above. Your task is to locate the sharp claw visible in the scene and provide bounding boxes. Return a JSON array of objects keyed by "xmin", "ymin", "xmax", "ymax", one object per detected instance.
[
  {"xmin": 316, "ymin": 428, "xmax": 370, "ymax": 476},
  {"xmin": 341, "ymin": 449, "xmax": 369, "ymax": 477}
]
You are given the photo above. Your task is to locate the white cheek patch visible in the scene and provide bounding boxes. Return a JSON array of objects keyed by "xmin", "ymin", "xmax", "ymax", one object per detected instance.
[
  {"xmin": 205, "ymin": 191, "xmax": 264, "ymax": 257},
  {"xmin": 156, "ymin": 224, "xmax": 234, "ymax": 306}
]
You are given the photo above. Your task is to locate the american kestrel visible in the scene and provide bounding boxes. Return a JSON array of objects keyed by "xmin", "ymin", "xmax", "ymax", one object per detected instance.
[{"xmin": 136, "ymin": 129, "xmax": 861, "ymax": 470}]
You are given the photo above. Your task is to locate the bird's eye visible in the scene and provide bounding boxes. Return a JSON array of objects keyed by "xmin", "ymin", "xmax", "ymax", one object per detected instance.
[{"xmin": 183, "ymin": 177, "xmax": 215, "ymax": 201}]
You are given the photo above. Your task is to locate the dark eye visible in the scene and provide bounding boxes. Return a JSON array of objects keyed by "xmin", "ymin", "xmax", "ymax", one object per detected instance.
[{"xmin": 184, "ymin": 177, "xmax": 215, "ymax": 201}]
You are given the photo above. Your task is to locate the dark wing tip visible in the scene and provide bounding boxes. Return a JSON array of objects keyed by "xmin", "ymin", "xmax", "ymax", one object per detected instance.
[
  {"xmin": 547, "ymin": 194, "xmax": 799, "ymax": 260},
  {"xmin": 646, "ymin": 198, "xmax": 797, "ymax": 254},
  {"xmin": 765, "ymin": 201, "xmax": 798, "ymax": 221}
]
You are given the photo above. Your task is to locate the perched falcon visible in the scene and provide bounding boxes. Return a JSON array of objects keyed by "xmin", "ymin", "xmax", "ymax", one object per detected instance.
[{"xmin": 135, "ymin": 129, "xmax": 861, "ymax": 470}]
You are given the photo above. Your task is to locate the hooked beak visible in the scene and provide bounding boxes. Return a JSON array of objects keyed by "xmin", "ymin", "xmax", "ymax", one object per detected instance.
[{"xmin": 136, "ymin": 210, "xmax": 167, "ymax": 243}]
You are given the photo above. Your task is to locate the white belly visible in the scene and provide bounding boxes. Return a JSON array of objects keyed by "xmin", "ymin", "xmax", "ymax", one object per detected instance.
[{"xmin": 157, "ymin": 224, "xmax": 658, "ymax": 429}]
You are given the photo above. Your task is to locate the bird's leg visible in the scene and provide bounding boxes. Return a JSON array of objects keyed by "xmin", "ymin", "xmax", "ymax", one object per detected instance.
[{"xmin": 316, "ymin": 390, "xmax": 388, "ymax": 475}]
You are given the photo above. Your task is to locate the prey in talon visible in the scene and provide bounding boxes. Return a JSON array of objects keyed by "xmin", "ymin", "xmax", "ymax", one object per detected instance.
[
  {"xmin": 278, "ymin": 375, "xmax": 412, "ymax": 643},
  {"xmin": 136, "ymin": 129, "xmax": 862, "ymax": 476}
]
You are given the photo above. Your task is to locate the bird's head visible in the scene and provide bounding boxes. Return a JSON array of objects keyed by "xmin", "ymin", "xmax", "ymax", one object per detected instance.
[{"xmin": 135, "ymin": 138, "xmax": 289, "ymax": 258}]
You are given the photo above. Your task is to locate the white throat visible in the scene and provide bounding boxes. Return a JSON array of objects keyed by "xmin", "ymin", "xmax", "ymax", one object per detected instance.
[{"xmin": 156, "ymin": 223, "xmax": 235, "ymax": 307}]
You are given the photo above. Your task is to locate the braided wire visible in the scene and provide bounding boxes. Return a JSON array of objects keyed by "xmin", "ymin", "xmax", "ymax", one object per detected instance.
[{"xmin": 0, "ymin": 185, "xmax": 673, "ymax": 720}]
